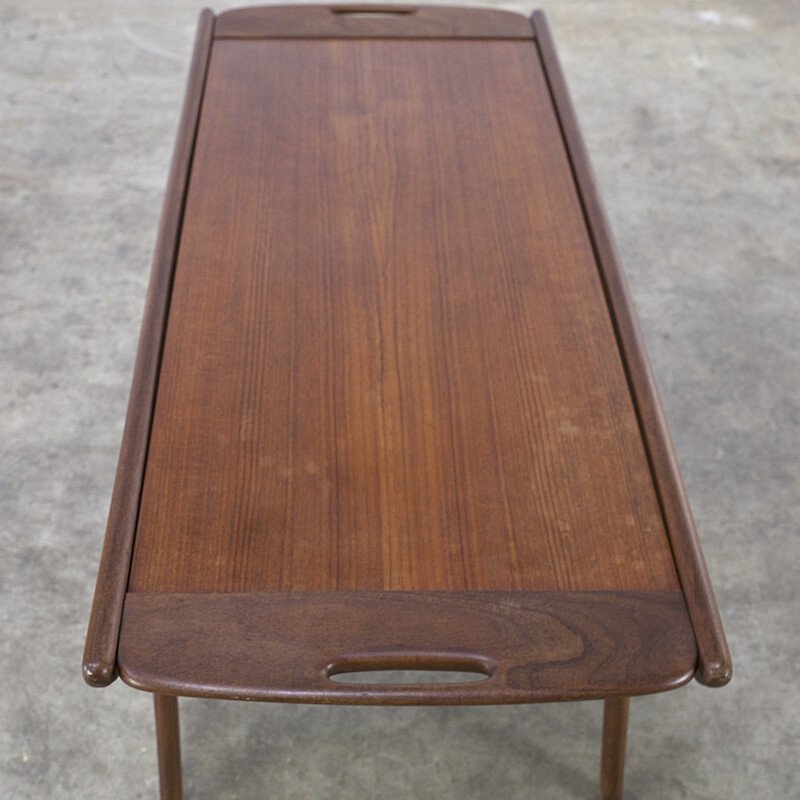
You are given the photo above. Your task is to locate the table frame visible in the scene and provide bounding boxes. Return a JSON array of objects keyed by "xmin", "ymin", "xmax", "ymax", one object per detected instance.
[{"xmin": 83, "ymin": 7, "xmax": 731, "ymax": 799}]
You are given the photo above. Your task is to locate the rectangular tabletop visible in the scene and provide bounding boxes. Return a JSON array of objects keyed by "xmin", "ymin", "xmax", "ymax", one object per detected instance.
[
  {"xmin": 131, "ymin": 34, "xmax": 677, "ymax": 596},
  {"xmin": 85, "ymin": 5, "xmax": 731, "ymax": 703}
]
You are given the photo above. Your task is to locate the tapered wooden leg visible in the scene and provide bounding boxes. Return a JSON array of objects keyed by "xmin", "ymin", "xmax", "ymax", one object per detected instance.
[
  {"xmin": 600, "ymin": 696, "xmax": 629, "ymax": 800},
  {"xmin": 154, "ymin": 694, "xmax": 182, "ymax": 800}
]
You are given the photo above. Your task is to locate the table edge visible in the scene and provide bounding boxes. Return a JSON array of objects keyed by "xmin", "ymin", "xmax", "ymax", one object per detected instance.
[
  {"xmin": 215, "ymin": 4, "xmax": 534, "ymax": 39},
  {"xmin": 118, "ymin": 591, "xmax": 697, "ymax": 704}
]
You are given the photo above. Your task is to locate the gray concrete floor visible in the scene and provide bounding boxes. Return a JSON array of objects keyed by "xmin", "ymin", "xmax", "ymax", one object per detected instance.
[{"xmin": 2, "ymin": 1, "xmax": 798, "ymax": 797}]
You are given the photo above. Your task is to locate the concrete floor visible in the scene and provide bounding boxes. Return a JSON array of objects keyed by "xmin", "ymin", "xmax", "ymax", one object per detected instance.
[{"xmin": 1, "ymin": 0, "xmax": 798, "ymax": 797}]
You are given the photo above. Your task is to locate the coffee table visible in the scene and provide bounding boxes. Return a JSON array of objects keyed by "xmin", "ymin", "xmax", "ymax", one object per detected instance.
[{"xmin": 83, "ymin": 6, "xmax": 731, "ymax": 799}]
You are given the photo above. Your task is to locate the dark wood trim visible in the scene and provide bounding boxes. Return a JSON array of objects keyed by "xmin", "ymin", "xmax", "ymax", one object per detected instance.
[
  {"xmin": 601, "ymin": 696, "xmax": 629, "ymax": 800},
  {"xmin": 154, "ymin": 694, "xmax": 183, "ymax": 800},
  {"xmin": 530, "ymin": 10, "xmax": 731, "ymax": 688},
  {"xmin": 82, "ymin": 9, "xmax": 216, "ymax": 688},
  {"xmin": 215, "ymin": 4, "xmax": 533, "ymax": 39},
  {"xmin": 118, "ymin": 591, "xmax": 696, "ymax": 704}
]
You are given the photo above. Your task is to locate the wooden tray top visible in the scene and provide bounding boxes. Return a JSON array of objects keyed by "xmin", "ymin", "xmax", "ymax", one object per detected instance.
[{"xmin": 84, "ymin": 5, "xmax": 730, "ymax": 704}]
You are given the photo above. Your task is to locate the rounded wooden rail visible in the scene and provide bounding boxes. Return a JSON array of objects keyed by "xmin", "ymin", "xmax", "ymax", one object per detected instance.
[
  {"xmin": 82, "ymin": 9, "xmax": 216, "ymax": 688},
  {"xmin": 530, "ymin": 9, "xmax": 731, "ymax": 687}
]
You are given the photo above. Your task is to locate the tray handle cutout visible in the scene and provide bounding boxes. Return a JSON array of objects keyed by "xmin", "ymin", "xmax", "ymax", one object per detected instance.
[
  {"xmin": 330, "ymin": 6, "xmax": 418, "ymax": 18},
  {"xmin": 327, "ymin": 653, "xmax": 493, "ymax": 685}
]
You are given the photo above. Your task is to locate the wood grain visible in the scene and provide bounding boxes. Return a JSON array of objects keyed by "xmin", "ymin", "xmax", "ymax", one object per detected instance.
[
  {"xmin": 215, "ymin": 5, "xmax": 533, "ymax": 39},
  {"xmin": 531, "ymin": 10, "xmax": 732, "ymax": 687},
  {"xmin": 82, "ymin": 9, "xmax": 215, "ymax": 688},
  {"xmin": 128, "ymin": 38, "xmax": 681, "ymax": 596},
  {"xmin": 118, "ymin": 591, "xmax": 697, "ymax": 704}
]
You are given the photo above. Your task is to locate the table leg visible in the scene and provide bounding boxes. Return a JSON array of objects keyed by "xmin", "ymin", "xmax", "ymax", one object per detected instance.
[
  {"xmin": 154, "ymin": 693, "xmax": 183, "ymax": 800},
  {"xmin": 600, "ymin": 696, "xmax": 629, "ymax": 800}
]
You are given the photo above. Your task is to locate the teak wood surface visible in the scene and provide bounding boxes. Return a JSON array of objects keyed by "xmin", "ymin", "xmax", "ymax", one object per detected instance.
[
  {"xmin": 131, "ymin": 34, "xmax": 678, "ymax": 596},
  {"xmin": 85, "ymin": 4, "xmax": 731, "ymax": 704}
]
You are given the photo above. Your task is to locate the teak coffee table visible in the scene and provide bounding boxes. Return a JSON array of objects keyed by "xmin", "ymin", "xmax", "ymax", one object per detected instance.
[{"xmin": 84, "ymin": 6, "xmax": 732, "ymax": 799}]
